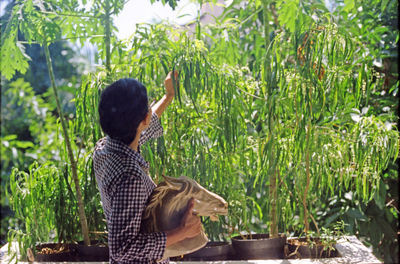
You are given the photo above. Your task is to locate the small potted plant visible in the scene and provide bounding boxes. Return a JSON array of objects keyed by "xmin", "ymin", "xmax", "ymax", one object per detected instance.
[
  {"xmin": 7, "ymin": 163, "xmax": 80, "ymax": 262},
  {"xmin": 285, "ymin": 222, "xmax": 345, "ymax": 259}
]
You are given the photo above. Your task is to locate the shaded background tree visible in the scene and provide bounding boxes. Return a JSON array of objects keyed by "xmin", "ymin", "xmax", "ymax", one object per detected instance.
[{"xmin": 1, "ymin": 0, "xmax": 83, "ymax": 245}]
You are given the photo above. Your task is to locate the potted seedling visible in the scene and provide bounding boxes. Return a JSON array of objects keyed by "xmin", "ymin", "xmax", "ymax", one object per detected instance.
[{"xmin": 285, "ymin": 222, "xmax": 345, "ymax": 259}]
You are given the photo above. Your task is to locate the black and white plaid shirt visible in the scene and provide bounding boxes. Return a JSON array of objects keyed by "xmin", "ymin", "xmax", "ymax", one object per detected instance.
[{"xmin": 94, "ymin": 113, "xmax": 167, "ymax": 264}]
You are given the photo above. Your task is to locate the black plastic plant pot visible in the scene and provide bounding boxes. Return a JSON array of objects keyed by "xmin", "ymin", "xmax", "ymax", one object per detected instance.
[
  {"xmin": 286, "ymin": 237, "xmax": 339, "ymax": 259},
  {"xmin": 34, "ymin": 243, "xmax": 78, "ymax": 262},
  {"xmin": 76, "ymin": 240, "xmax": 109, "ymax": 261},
  {"xmin": 231, "ymin": 234, "xmax": 287, "ymax": 260},
  {"xmin": 183, "ymin": 241, "xmax": 232, "ymax": 261}
]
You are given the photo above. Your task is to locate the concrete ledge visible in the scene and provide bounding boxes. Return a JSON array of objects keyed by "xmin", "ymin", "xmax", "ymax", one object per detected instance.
[{"xmin": 0, "ymin": 236, "xmax": 381, "ymax": 264}]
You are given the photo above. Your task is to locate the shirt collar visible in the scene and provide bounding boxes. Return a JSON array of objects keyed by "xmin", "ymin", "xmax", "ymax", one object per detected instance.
[{"xmin": 105, "ymin": 136, "xmax": 149, "ymax": 170}]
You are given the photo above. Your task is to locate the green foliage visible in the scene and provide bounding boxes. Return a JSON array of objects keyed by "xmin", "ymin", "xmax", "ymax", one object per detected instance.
[
  {"xmin": 75, "ymin": 18, "xmax": 398, "ymax": 244},
  {"xmin": 276, "ymin": 0, "xmax": 300, "ymax": 33},
  {"xmin": 2, "ymin": 78, "xmax": 49, "ymax": 139},
  {"xmin": 74, "ymin": 74, "xmax": 107, "ymax": 233},
  {"xmin": 318, "ymin": 174, "xmax": 399, "ymax": 263},
  {"xmin": 1, "ymin": 0, "xmax": 112, "ymax": 80},
  {"xmin": 1, "ymin": 78, "xmax": 62, "ymax": 244},
  {"xmin": 6, "ymin": 159, "xmax": 99, "ymax": 259},
  {"xmin": 7, "ymin": 163, "xmax": 61, "ymax": 259},
  {"xmin": 1, "ymin": 36, "xmax": 30, "ymax": 79},
  {"xmin": 2, "ymin": 0, "xmax": 398, "ymax": 262},
  {"xmin": 0, "ymin": 0, "xmax": 62, "ymax": 79}
]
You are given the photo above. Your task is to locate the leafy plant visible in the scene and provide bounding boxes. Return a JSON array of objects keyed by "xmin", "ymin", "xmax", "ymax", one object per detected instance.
[
  {"xmin": 2, "ymin": 0, "xmax": 398, "ymax": 262},
  {"xmin": 1, "ymin": 78, "xmax": 62, "ymax": 245},
  {"xmin": 318, "ymin": 221, "xmax": 348, "ymax": 257},
  {"xmin": 7, "ymin": 163, "xmax": 61, "ymax": 259},
  {"xmin": 1, "ymin": 0, "xmax": 93, "ymax": 245}
]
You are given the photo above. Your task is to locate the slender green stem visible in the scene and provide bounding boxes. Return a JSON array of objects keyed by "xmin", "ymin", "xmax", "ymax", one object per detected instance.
[
  {"xmin": 262, "ymin": 1, "xmax": 270, "ymax": 54},
  {"xmin": 105, "ymin": 0, "xmax": 111, "ymax": 78},
  {"xmin": 43, "ymin": 40, "xmax": 91, "ymax": 246},
  {"xmin": 262, "ymin": 0, "xmax": 278, "ymax": 238},
  {"xmin": 196, "ymin": 0, "xmax": 202, "ymax": 40},
  {"xmin": 303, "ymin": 121, "xmax": 311, "ymax": 235},
  {"xmin": 303, "ymin": 82, "xmax": 313, "ymax": 235},
  {"xmin": 262, "ymin": 0, "xmax": 271, "ymax": 88},
  {"xmin": 270, "ymin": 165, "xmax": 278, "ymax": 238}
]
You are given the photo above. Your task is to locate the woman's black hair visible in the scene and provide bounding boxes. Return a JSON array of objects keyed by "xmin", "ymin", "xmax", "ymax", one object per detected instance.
[{"xmin": 98, "ymin": 78, "xmax": 148, "ymax": 145}]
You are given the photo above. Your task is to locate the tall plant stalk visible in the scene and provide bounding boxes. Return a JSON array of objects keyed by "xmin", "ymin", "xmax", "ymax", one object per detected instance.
[
  {"xmin": 196, "ymin": 0, "xmax": 203, "ymax": 40},
  {"xmin": 43, "ymin": 40, "xmax": 91, "ymax": 246},
  {"xmin": 262, "ymin": 0, "xmax": 278, "ymax": 239},
  {"xmin": 262, "ymin": 0, "xmax": 271, "ymax": 78},
  {"xmin": 269, "ymin": 148, "xmax": 278, "ymax": 238},
  {"xmin": 303, "ymin": 121, "xmax": 311, "ymax": 234}
]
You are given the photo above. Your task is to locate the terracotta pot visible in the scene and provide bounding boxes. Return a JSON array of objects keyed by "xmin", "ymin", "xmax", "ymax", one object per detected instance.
[
  {"xmin": 183, "ymin": 241, "xmax": 232, "ymax": 261},
  {"xmin": 34, "ymin": 243, "xmax": 77, "ymax": 262},
  {"xmin": 231, "ymin": 234, "xmax": 287, "ymax": 260},
  {"xmin": 286, "ymin": 237, "xmax": 339, "ymax": 259},
  {"xmin": 76, "ymin": 240, "xmax": 109, "ymax": 261}
]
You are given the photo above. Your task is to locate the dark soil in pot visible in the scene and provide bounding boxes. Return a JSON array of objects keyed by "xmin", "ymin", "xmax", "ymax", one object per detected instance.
[
  {"xmin": 171, "ymin": 241, "xmax": 232, "ymax": 261},
  {"xmin": 285, "ymin": 237, "xmax": 339, "ymax": 259},
  {"xmin": 77, "ymin": 240, "xmax": 109, "ymax": 261},
  {"xmin": 231, "ymin": 234, "xmax": 287, "ymax": 260},
  {"xmin": 33, "ymin": 243, "xmax": 78, "ymax": 262}
]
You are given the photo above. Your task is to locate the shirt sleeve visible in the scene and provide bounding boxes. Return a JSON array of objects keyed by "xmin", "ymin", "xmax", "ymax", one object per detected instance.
[
  {"xmin": 139, "ymin": 112, "xmax": 163, "ymax": 147},
  {"xmin": 108, "ymin": 172, "xmax": 166, "ymax": 262}
]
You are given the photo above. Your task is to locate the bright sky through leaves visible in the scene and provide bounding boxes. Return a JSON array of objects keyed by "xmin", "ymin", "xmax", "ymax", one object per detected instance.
[
  {"xmin": 113, "ymin": 0, "xmax": 198, "ymax": 39},
  {"xmin": 0, "ymin": 0, "xmax": 220, "ymax": 40}
]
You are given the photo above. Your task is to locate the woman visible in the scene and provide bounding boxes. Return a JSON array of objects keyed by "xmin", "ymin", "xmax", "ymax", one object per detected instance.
[{"xmin": 93, "ymin": 72, "xmax": 201, "ymax": 264}]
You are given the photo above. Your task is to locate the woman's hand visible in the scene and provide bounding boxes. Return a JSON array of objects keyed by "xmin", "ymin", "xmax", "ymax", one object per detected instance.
[
  {"xmin": 164, "ymin": 71, "xmax": 178, "ymax": 99},
  {"xmin": 179, "ymin": 198, "xmax": 202, "ymax": 239},
  {"xmin": 165, "ymin": 198, "xmax": 202, "ymax": 247},
  {"xmin": 151, "ymin": 71, "xmax": 177, "ymax": 117}
]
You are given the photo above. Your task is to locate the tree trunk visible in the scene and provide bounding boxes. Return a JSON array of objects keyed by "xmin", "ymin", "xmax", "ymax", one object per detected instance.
[{"xmin": 43, "ymin": 41, "xmax": 91, "ymax": 246}]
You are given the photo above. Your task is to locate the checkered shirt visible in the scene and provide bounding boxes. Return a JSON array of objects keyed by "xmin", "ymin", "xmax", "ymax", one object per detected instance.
[{"xmin": 93, "ymin": 113, "xmax": 168, "ymax": 264}]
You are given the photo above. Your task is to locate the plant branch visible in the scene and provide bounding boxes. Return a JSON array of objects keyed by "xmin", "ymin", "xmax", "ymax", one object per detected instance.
[
  {"xmin": 17, "ymin": 35, "xmax": 106, "ymax": 44},
  {"xmin": 38, "ymin": 10, "xmax": 100, "ymax": 18},
  {"xmin": 239, "ymin": 8, "xmax": 262, "ymax": 26},
  {"xmin": 270, "ymin": 3, "xmax": 280, "ymax": 28},
  {"xmin": 309, "ymin": 210, "xmax": 320, "ymax": 236}
]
